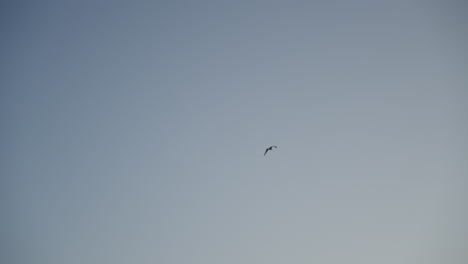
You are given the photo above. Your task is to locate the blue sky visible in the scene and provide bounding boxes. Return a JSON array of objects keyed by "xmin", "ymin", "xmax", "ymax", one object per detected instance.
[{"xmin": 2, "ymin": 1, "xmax": 467, "ymax": 263}]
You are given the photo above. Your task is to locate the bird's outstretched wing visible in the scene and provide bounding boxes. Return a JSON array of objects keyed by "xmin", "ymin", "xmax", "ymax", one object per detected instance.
[
  {"xmin": 264, "ymin": 148, "xmax": 269, "ymax": 156},
  {"xmin": 273, "ymin": 146, "xmax": 277, "ymax": 148}
]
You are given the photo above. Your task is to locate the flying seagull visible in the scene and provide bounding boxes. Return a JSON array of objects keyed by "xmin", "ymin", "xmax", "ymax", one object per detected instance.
[{"xmin": 264, "ymin": 146, "xmax": 277, "ymax": 156}]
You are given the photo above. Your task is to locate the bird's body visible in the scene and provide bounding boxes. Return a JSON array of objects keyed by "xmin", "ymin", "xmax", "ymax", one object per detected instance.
[{"xmin": 264, "ymin": 146, "xmax": 277, "ymax": 156}]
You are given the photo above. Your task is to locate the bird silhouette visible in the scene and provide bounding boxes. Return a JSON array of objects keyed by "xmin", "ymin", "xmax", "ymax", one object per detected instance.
[{"xmin": 264, "ymin": 146, "xmax": 277, "ymax": 156}]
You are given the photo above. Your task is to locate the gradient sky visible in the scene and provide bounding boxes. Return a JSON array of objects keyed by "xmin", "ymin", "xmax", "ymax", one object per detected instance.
[{"xmin": 2, "ymin": 1, "xmax": 467, "ymax": 263}]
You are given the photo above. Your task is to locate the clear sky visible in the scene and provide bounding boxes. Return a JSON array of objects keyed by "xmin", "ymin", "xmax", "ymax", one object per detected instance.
[{"xmin": 2, "ymin": 1, "xmax": 467, "ymax": 263}]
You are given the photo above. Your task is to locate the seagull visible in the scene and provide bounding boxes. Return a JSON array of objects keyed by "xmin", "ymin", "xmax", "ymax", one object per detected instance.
[{"xmin": 264, "ymin": 146, "xmax": 277, "ymax": 156}]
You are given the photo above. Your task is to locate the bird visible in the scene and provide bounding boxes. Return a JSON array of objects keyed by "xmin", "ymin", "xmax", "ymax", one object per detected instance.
[{"xmin": 264, "ymin": 146, "xmax": 277, "ymax": 156}]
